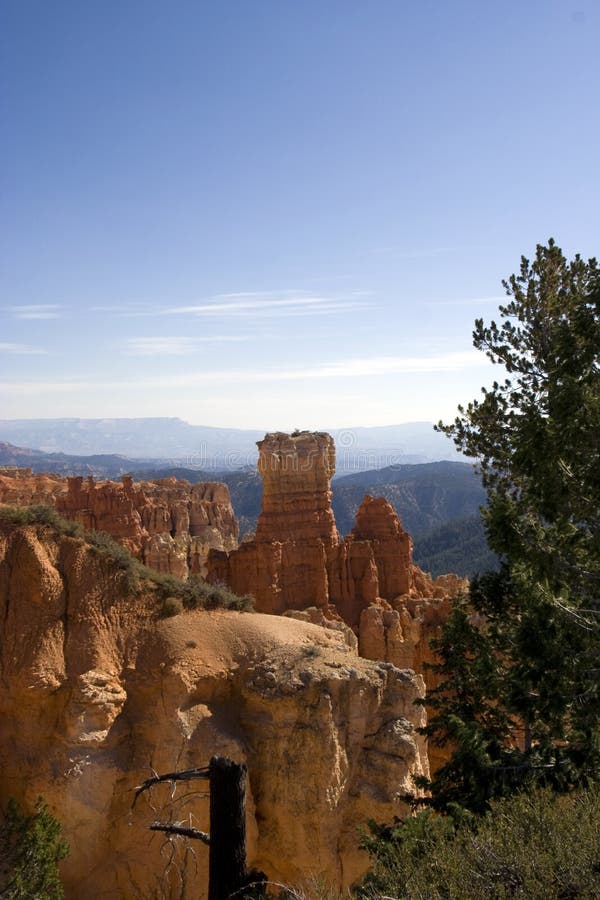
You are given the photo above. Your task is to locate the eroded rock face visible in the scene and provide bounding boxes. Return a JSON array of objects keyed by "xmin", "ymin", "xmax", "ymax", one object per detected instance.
[
  {"xmin": 0, "ymin": 467, "xmax": 65, "ymax": 506},
  {"xmin": 283, "ymin": 605, "xmax": 358, "ymax": 652},
  {"xmin": 207, "ymin": 432, "xmax": 466, "ymax": 661},
  {"xmin": 0, "ymin": 521, "xmax": 428, "ymax": 898},
  {"xmin": 256, "ymin": 431, "xmax": 338, "ymax": 543},
  {"xmin": 0, "ymin": 469, "xmax": 238, "ymax": 578}
]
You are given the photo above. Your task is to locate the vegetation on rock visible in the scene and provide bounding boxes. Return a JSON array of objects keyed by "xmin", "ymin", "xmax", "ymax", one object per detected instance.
[
  {"xmin": 0, "ymin": 798, "xmax": 68, "ymax": 900},
  {"xmin": 356, "ymin": 786, "xmax": 600, "ymax": 899},
  {"xmin": 0, "ymin": 504, "xmax": 254, "ymax": 614}
]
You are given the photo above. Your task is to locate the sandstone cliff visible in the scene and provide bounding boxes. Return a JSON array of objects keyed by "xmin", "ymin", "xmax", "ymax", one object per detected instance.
[
  {"xmin": 0, "ymin": 519, "xmax": 428, "ymax": 898},
  {"xmin": 0, "ymin": 468, "xmax": 237, "ymax": 578},
  {"xmin": 207, "ymin": 432, "xmax": 467, "ymax": 686}
]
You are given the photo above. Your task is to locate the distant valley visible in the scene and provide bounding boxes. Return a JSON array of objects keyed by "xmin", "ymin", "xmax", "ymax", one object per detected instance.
[{"xmin": 0, "ymin": 437, "xmax": 494, "ymax": 578}]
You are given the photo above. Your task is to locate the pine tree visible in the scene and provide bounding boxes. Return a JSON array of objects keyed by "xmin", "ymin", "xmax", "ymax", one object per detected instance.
[
  {"xmin": 0, "ymin": 798, "xmax": 68, "ymax": 899},
  {"xmin": 425, "ymin": 240, "xmax": 600, "ymax": 812}
]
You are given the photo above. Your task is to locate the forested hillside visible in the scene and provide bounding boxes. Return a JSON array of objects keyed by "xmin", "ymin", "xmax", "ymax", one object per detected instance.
[
  {"xmin": 331, "ymin": 460, "xmax": 485, "ymax": 536},
  {"xmin": 413, "ymin": 514, "xmax": 498, "ymax": 578}
]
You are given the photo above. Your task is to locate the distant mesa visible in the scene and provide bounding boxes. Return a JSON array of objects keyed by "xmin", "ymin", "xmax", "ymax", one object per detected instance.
[{"xmin": 0, "ymin": 417, "xmax": 462, "ymax": 470}]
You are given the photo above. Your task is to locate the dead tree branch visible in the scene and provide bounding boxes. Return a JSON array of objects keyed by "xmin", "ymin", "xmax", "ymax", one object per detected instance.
[
  {"xmin": 132, "ymin": 765, "xmax": 210, "ymax": 807},
  {"xmin": 149, "ymin": 822, "xmax": 211, "ymax": 845}
]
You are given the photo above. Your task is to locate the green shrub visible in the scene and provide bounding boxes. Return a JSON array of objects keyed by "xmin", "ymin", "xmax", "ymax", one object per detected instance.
[
  {"xmin": 161, "ymin": 596, "xmax": 184, "ymax": 618},
  {"xmin": 151, "ymin": 573, "xmax": 254, "ymax": 615},
  {"xmin": 0, "ymin": 797, "xmax": 69, "ymax": 899},
  {"xmin": 0, "ymin": 504, "xmax": 254, "ymax": 615},
  {"xmin": 0, "ymin": 504, "xmax": 82, "ymax": 539},
  {"xmin": 355, "ymin": 786, "xmax": 600, "ymax": 899},
  {"xmin": 85, "ymin": 529, "xmax": 142, "ymax": 592}
]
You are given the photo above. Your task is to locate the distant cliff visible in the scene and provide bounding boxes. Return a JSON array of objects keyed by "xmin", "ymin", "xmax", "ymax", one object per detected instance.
[
  {"xmin": 0, "ymin": 469, "xmax": 237, "ymax": 578},
  {"xmin": 0, "ymin": 418, "xmax": 460, "ymax": 467}
]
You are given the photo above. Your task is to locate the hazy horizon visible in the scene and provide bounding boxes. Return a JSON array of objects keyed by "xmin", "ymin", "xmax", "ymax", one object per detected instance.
[
  {"xmin": 0, "ymin": 417, "xmax": 464, "ymax": 468},
  {"xmin": 0, "ymin": 414, "xmax": 440, "ymax": 430}
]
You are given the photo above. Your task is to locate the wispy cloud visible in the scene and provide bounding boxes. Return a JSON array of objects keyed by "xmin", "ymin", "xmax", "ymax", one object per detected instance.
[
  {"xmin": 231, "ymin": 302, "xmax": 371, "ymax": 319},
  {"xmin": 0, "ymin": 342, "xmax": 48, "ymax": 355},
  {"xmin": 122, "ymin": 335, "xmax": 250, "ymax": 355},
  {"xmin": 167, "ymin": 294, "xmax": 367, "ymax": 317},
  {"xmin": 9, "ymin": 304, "xmax": 63, "ymax": 320},
  {"xmin": 279, "ymin": 352, "xmax": 484, "ymax": 379},
  {"xmin": 0, "ymin": 350, "xmax": 486, "ymax": 394},
  {"xmin": 94, "ymin": 291, "xmax": 369, "ymax": 319}
]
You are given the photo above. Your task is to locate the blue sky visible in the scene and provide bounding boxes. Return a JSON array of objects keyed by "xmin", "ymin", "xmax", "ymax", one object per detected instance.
[{"xmin": 1, "ymin": 0, "xmax": 598, "ymax": 430}]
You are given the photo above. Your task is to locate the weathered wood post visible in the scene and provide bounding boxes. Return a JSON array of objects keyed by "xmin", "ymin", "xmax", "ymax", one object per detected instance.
[
  {"xmin": 208, "ymin": 755, "xmax": 248, "ymax": 900},
  {"xmin": 135, "ymin": 756, "xmax": 264, "ymax": 898}
]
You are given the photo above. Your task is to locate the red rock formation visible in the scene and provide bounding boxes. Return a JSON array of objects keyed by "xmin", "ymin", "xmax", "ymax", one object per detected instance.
[
  {"xmin": 207, "ymin": 433, "xmax": 467, "ymax": 774},
  {"xmin": 0, "ymin": 518, "xmax": 429, "ymax": 897},
  {"xmin": 209, "ymin": 433, "xmax": 339, "ymax": 615},
  {"xmin": 207, "ymin": 431, "xmax": 466, "ymax": 642},
  {"xmin": 352, "ymin": 496, "xmax": 412, "ymax": 597},
  {"xmin": 326, "ymin": 496, "xmax": 414, "ymax": 628},
  {"xmin": 256, "ymin": 431, "xmax": 338, "ymax": 542},
  {"xmin": 0, "ymin": 468, "xmax": 65, "ymax": 506},
  {"xmin": 0, "ymin": 468, "xmax": 238, "ymax": 578},
  {"xmin": 56, "ymin": 475, "xmax": 144, "ymax": 549}
]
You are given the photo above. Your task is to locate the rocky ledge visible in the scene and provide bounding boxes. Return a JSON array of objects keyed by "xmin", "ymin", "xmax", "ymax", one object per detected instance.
[
  {"xmin": 0, "ymin": 520, "xmax": 428, "ymax": 898},
  {"xmin": 0, "ymin": 468, "xmax": 238, "ymax": 578}
]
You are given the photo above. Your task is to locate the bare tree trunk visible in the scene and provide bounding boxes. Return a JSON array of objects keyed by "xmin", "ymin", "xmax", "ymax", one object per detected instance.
[{"xmin": 208, "ymin": 756, "xmax": 248, "ymax": 900}]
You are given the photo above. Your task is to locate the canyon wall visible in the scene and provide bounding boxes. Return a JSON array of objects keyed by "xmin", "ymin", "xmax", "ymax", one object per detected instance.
[
  {"xmin": 1, "ymin": 437, "xmax": 466, "ymax": 698},
  {"xmin": 0, "ymin": 520, "xmax": 428, "ymax": 898},
  {"xmin": 0, "ymin": 468, "xmax": 237, "ymax": 578},
  {"xmin": 207, "ymin": 431, "xmax": 467, "ymax": 685}
]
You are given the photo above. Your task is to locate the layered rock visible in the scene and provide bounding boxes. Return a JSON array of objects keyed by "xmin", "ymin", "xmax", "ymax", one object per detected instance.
[
  {"xmin": 207, "ymin": 433, "xmax": 467, "ymax": 678},
  {"xmin": 0, "ymin": 468, "xmax": 238, "ymax": 578},
  {"xmin": 256, "ymin": 431, "xmax": 338, "ymax": 542},
  {"xmin": 0, "ymin": 467, "xmax": 65, "ymax": 506},
  {"xmin": 328, "ymin": 495, "xmax": 414, "ymax": 629},
  {"xmin": 0, "ymin": 519, "xmax": 428, "ymax": 897}
]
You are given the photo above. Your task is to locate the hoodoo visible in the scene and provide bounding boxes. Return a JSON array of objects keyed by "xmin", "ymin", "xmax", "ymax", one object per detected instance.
[
  {"xmin": 256, "ymin": 430, "xmax": 338, "ymax": 542},
  {"xmin": 208, "ymin": 431, "xmax": 466, "ymax": 678},
  {"xmin": 0, "ymin": 469, "xmax": 238, "ymax": 578}
]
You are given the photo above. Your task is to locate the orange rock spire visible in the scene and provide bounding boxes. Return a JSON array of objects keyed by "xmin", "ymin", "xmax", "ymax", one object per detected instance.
[
  {"xmin": 207, "ymin": 430, "xmax": 467, "ymax": 696},
  {"xmin": 256, "ymin": 431, "xmax": 338, "ymax": 543},
  {"xmin": 209, "ymin": 431, "xmax": 420, "ymax": 619}
]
